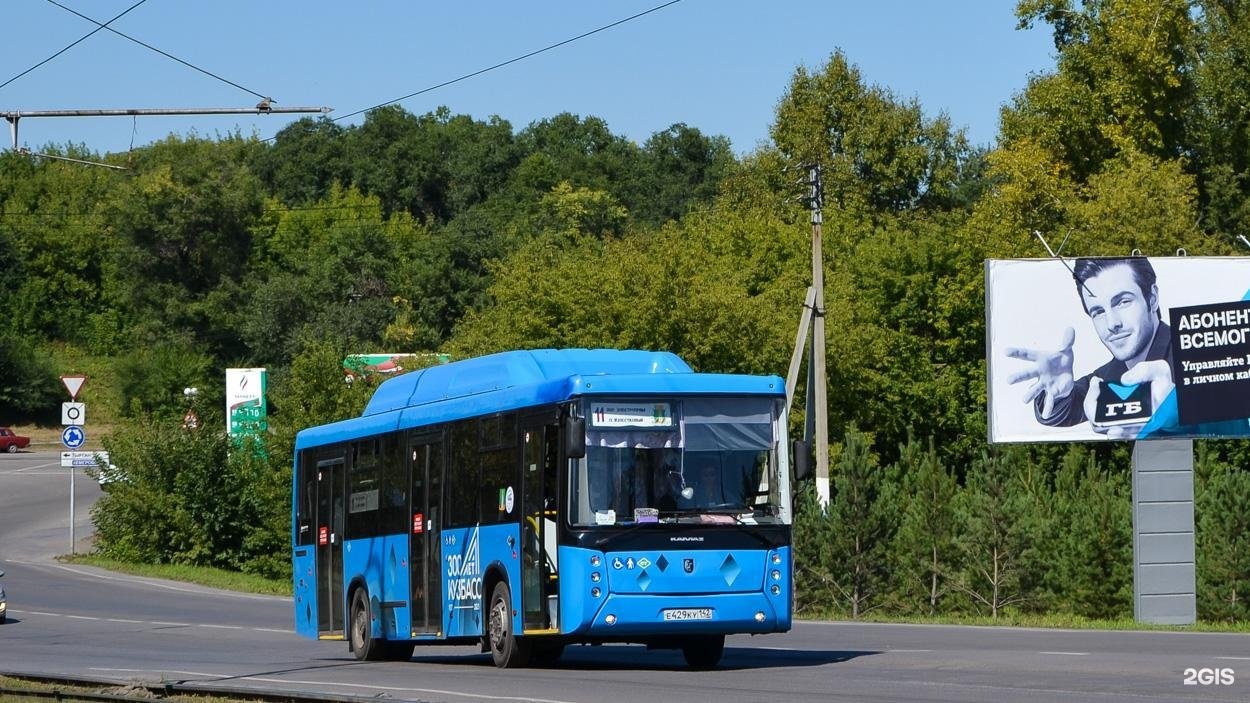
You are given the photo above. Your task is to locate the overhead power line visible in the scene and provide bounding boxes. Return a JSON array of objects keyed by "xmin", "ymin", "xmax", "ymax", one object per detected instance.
[
  {"xmin": 0, "ymin": 0, "xmax": 148, "ymax": 92},
  {"xmin": 332, "ymin": 0, "xmax": 684, "ymax": 125},
  {"xmin": 43, "ymin": 0, "xmax": 273, "ymax": 104}
]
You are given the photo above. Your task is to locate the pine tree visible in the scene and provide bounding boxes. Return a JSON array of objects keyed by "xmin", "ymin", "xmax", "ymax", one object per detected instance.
[
  {"xmin": 892, "ymin": 435, "xmax": 959, "ymax": 615},
  {"xmin": 826, "ymin": 428, "xmax": 899, "ymax": 618},
  {"xmin": 1050, "ymin": 447, "xmax": 1132, "ymax": 619},
  {"xmin": 954, "ymin": 447, "xmax": 1044, "ymax": 618},
  {"xmin": 1196, "ymin": 459, "xmax": 1250, "ymax": 622}
]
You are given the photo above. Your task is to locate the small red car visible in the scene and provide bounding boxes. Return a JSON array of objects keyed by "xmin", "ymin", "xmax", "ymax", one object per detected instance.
[{"xmin": 0, "ymin": 428, "xmax": 30, "ymax": 453}]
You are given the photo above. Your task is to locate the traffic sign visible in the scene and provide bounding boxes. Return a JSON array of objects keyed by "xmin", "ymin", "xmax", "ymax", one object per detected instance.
[
  {"xmin": 61, "ymin": 425, "xmax": 85, "ymax": 449},
  {"xmin": 61, "ymin": 451, "xmax": 109, "ymax": 468},
  {"xmin": 62, "ymin": 402, "xmax": 85, "ymax": 426},
  {"xmin": 61, "ymin": 375, "xmax": 87, "ymax": 401}
]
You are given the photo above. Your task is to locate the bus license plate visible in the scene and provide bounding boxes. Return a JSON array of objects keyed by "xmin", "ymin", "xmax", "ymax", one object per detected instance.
[{"xmin": 663, "ymin": 608, "xmax": 712, "ymax": 621}]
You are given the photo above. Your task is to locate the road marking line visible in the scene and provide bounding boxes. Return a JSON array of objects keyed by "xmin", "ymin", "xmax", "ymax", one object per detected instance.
[
  {"xmin": 65, "ymin": 615, "xmax": 100, "ymax": 621},
  {"xmin": 106, "ymin": 618, "xmax": 143, "ymax": 624},
  {"xmin": 150, "ymin": 621, "xmax": 191, "ymax": 627},
  {"xmin": 1039, "ymin": 651, "xmax": 1088, "ymax": 656},
  {"xmin": 890, "ymin": 649, "xmax": 933, "ymax": 652},
  {"xmin": 199, "ymin": 624, "xmax": 244, "ymax": 630},
  {"xmin": 1216, "ymin": 656, "xmax": 1250, "ymax": 661}
]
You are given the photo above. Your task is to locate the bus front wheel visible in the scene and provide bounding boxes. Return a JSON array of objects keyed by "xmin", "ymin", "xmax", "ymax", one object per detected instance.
[
  {"xmin": 681, "ymin": 634, "xmax": 725, "ymax": 669},
  {"xmin": 487, "ymin": 581, "xmax": 530, "ymax": 668},
  {"xmin": 350, "ymin": 589, "xmax": 384, "ymax": 661}
]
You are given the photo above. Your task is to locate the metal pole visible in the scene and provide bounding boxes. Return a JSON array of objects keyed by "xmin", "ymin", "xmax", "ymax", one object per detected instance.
[
  {"xmin": 2, "ymin": 105, "xmax": 332, "ymax": 153},
  {"xmin": 69, "ymin": 458, "xmax": 76, "ymax": 555}
]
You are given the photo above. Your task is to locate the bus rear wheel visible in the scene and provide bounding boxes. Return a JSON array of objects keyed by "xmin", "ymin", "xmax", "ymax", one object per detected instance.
[
  {"xmin": 487, "ymin": 581, "xmax": 530, "ymax": 668},
  {"xmin": 681, "ymin": 634, "xmax": 725, "ymax": 669},
  {"xmin": 350, "ymin": 589, "xmax": 384, "ymax": 661}
]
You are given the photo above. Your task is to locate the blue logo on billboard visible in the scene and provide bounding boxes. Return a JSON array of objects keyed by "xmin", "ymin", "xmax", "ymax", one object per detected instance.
[{"xmin": 62, "ymin": 425, "xmax": 85, "ymax": 449}]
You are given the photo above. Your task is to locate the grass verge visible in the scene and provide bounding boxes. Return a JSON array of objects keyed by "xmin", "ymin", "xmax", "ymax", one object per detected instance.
[
  {"xmin": 0, "ymin": 675, "xmax": 269, "ymax": 703},
  {"xmin": 796, "ymin": 607, "xmax": 1250, "ymax": 633},
  {"xmin": 59, "ymin": 554, "xmax": 290, "ymax": 597}
]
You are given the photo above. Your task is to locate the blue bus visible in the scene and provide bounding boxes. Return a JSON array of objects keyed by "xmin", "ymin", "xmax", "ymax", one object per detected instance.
[{"xmin": 291, "ymin": 349, "xmax": 799, "ymax": 668}]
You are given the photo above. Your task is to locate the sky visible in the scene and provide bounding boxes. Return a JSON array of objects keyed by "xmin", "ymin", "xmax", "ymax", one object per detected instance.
[{"xmin": 1, "ymin": 1, "xmax": 1058, "ymax": 158}]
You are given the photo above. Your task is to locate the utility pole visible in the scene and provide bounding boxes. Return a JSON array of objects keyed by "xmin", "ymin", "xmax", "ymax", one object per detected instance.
[
  {"xmin": 784, "ymin": 165, "xmax": 831, "ymax": 507},
  {"xmin": 4, "ymin": 105, "xmax": 332, "ymax": 151}
]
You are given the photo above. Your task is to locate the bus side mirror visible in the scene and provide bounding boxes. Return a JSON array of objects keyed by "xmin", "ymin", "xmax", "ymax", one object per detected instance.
[
  {"xmin": 792, "ymin": 440, "xmax": 811, "ymax": 481},
  {"xmin": 565, "ymin": 415, "xmax": 586, "ymax": 459}
]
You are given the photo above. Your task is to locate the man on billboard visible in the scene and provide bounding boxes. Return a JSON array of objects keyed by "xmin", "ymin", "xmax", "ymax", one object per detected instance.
[{"xmin": 1006, "ymin": 257, "xmax": 1175, "ymax": 438}]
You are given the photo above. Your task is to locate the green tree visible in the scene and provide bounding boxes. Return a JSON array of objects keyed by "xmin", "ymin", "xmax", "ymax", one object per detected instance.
[
  {"xmin": 346, "ymin": 105, "xmax": 519, "ymax": 222},
  {"xmin": 824, "ymin": 429, "xmax": 898, "ymax": 618},
  {"xmin": 955, "ymin": 448, "xmax": 1046, "ymax": 617},
  {"xmin": 632, "ymin": 124, "xmax": 734, "ymax": 226},
  {"xmin": 1189, "ymin": 1, "xmax": 1250, "ymax": 238},
  {"xmin": 102, "ymin": 134, "xmax": 265, "ymax": 360},
  {"xmin": 1047, "ymin": 446, "xmax": 1132, "ymax": 618},
  {"xmin": 94, "ymin": 413, "xmax": 287, "ymax": 577},
  {"xmin": 0, "ymin": 332, "xmax": 62, "ymax": 424},
  {"xmin": 1196, "ymin": 458, "xmax": 1250, "ymax": 621},
  {"xmin": 250, "ymin": 116, "xmax": 350, "ymax": 206},
  {"xmin": 792, "ymin": 482, "xmax": 838, "ymax": 614},
  {"xmin": 448, "ymin": 189, "xmax": 805, "ymax": 376},
  {"xmin": 113, "ymin": 336, "xmax": 214, "ymax": 418},
  {"xmin": 891, "ymin": 435, "xmax": 959, "ymax": 615},
  {"xmin": 241, "ymin": 187, "xmax": 426, "ymax": 363},
  {"xmin": 771, "ymin": 50, "xmax": 976, "ymax": 214},
  {"xmin": 0, "ymin": 149, "xmax": 121, "ymax": 343}
]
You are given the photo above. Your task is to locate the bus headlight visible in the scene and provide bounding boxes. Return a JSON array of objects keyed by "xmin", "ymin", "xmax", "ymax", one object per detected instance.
[
  {"xmin": 605, "ymin": 614, "xmax": 617, "ymax": 625},
  {"xmin": 755, "ymin": 611, "xmax": 766, "ymax": 622},
  {"xmin": 770, "ymin": 585, "xmax": 781, "ymax": 595},
  {"xmin": 771, "ymin": 570, "xmax": 781, "ymax": 581},
  {"xmin": 592, "ymin": 587, "xmax": 601, "ymax": 598},
  {"xmin": 771, "ymin": 553, "xmax": 782, "ymax": 565},
  {"xmin": 590, "ymin": 555, "xmax": 601, "ymax": 567},
  {"xmin": 591, "ymin": 572, "xmax": 601, "ymax": 582}
]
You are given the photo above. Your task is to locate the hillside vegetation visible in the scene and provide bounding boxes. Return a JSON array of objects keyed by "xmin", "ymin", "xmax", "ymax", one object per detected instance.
[{"xmin": 2, "ymin": 1, "xmax": 1248, "ymax": 622}]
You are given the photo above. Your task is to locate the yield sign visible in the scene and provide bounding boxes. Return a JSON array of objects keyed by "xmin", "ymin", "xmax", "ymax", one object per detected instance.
[{"xmin": 61, "ymin": 375, "xmax": 87, "ymax": 401}]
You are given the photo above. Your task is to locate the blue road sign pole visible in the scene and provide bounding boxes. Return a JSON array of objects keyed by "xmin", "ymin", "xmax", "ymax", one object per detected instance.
[{"xmin": 60, "ymin": 425, "xmax": 86, "ymax": 554}]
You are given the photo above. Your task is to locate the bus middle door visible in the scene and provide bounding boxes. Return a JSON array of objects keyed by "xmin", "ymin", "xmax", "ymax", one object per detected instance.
[
  {"xmin": 520, "ymin": 419, "xmax": 560, "ymax": 632},
  {"xmin": 315, "ymin": 457, "xmax": 346, "ymax": 637},
  {"xmin": 409, "ymin": 435, "xmax": 443, "ymax": 635}
]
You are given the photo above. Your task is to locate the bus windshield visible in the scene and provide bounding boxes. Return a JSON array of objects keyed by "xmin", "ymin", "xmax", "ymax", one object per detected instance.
[{"xmin": 568, "ymin": 396, "xmax": 782, "ymax": 526}]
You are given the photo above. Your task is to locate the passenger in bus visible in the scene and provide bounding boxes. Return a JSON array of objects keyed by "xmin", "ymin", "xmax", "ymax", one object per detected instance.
[
  {"xmin": 588, "ymin": 451, "xmax": 634, "ymax": 520},
  {"xmin": 691, "ymin": 460, "xmax": 723, "ymax": 505},
  {"xmin": 651, "ymin": 462, "xmax": 685, "ymax": 511}
]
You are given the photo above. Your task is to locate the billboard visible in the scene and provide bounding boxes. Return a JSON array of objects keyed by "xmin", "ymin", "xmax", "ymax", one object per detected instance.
[
  {"xmin": 987, "ymin": 257, "xmax": 1250, "ymax": 443},
  {"xmin": 226, "ymin": 368, "xmax": 268, "ymax": 440}
]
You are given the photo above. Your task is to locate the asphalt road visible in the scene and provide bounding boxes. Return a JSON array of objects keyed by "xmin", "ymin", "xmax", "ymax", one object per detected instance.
[{"xmin": 2, "ymin": 450, "xmax": 1248, "ymax": 702}]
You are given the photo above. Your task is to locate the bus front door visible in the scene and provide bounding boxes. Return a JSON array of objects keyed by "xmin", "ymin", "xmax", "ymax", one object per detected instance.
[
  {"xmin": 316, "ymin": 458, "xmax": 346, "ymax": 636},
  {"xmin": 409, "ymin": 436, "xmax": 443, "ymax": 635},
  {"xmin": 520, "ymin": 421, "xmax": 559, "ymax": 632}
]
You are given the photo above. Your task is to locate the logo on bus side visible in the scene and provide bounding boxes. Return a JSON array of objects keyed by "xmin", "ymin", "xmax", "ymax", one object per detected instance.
[{"xmin": 446, "ymin": 527, "xmax": 482, "ymax": 605}]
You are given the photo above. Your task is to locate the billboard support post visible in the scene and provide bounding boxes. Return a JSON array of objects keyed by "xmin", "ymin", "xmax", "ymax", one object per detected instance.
[{"xmin": 1132, "ymin": 439, "xmax": 1196, "ymax": 625}]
